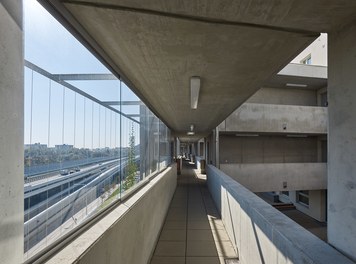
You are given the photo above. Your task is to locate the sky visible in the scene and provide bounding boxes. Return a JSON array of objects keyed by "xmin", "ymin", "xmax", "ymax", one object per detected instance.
[{"xmin": 24, "ymin": 0, "xmax": 143, "ymax": 149}]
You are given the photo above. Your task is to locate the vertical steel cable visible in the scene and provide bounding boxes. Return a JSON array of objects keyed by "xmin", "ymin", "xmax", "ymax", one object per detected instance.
[
  {"xmin": 45, "ymin": 79, "xmax": 52, "ymax": 246},
  {"xmin": 74, "ymin": 93, "xmax": 77, "ymax": 148},
  {"xmin": 83, "ymin": 97, "xmax": 86, "ymax": 148},
  {"xmin": 92, "ymin": 101, "xmax": 94, "ymax": 150},
  {"xmin": 105, "ymin": 109, "xmax": 107, "ymax": 148},
  {"xmin": 98, "ymin": 106, "xmax": 101, "ymax": 149},
  {"xmin": 62, "ymin": 86, "xmax": 65, "ymax": 147},
  {"xmin": 110, "ymin": 111, "xmax": 112, "ymax": 148}
]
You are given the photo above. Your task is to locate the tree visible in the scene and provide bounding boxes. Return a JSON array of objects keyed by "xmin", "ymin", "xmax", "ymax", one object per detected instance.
[{"xmin": 123, "ymin": 124, "xmax": 138, "ymax": 191}]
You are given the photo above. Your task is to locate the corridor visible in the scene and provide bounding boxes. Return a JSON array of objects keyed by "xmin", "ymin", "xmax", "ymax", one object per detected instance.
[{"xmin": 150, "ymin": 161, "xmax": 238, "ymax": 264}]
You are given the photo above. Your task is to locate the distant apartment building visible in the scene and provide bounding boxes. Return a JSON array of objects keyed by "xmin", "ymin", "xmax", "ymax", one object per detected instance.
[{"xmin": 54, "ymin": 144, "xmax": 74, "ymax": 151}]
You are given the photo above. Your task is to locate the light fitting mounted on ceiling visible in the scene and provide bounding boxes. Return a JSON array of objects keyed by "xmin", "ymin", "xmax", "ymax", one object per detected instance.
[
  {"xmin": 286, "ymin": 83, "xmax": 307, "ymax": 88},
  {"xmin": 187, "ymin": 124, "xmax": 195, "ymax": 136},
  {"xmin": 190, "ymin": 76, "xmax": 200, "ymax": 109}
]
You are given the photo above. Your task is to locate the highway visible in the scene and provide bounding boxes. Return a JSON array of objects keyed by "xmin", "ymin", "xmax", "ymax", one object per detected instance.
[{"xmin": 24, "ymin": 156, "xmax": 139, "ymax": 253}]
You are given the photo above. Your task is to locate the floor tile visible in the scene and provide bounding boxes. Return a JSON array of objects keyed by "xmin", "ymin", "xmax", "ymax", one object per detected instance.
[
  {"xmin": 150, "ymin": 163, "xmax": 238, "ymax": 264},
  {"xmin": 186, "ymin": 241, "xmax": 219, "ymax": 257},
  {"xmin": 150, "ymin": 256, "xmax": 185, "ymax": 264},
  {"xmin": 188, "ymin": 220, "xmax": 211, "ymax": 230},
  {"xmin": 163, "ymin": 221, "xmax": 186, "ymax": 230},
  {"xmin": 187, "ymin": 229, "xmax": 215, "ymax": 241},
  {"xmin": 159, "ymin": 229, "xmax": 186, "ymax": 241},
  {"xmin": 154, "ymin": 241, "xmax": 186, "ymax": 256},
  {"xmin": 186, "ymin": 257, "xmax": 220, "ymax": 264}
]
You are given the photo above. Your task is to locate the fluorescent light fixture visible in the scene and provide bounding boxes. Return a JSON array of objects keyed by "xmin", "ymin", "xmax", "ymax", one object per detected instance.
[
  {"xmin": 187, "ymin": 131, "xmax": 195, "ymax": 136},
  {"xmin": 286, "ymin": 83, "xmax": 308, "ymax": 88},
  {"xmin": 190, "ymin": 76, "xmax": 200, "ymax": 109},
  {"xmin": 235, "ymin": 133, "xmax": 259, "ymax": 137},
  {"xmin": 286, "ymin": 134, "xmax": 308, "ymax": 138}
]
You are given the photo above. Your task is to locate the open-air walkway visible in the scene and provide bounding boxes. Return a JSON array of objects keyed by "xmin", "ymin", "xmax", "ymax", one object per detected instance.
[{"xmin": 150, "ymin": 160, "xmax": 238, "ymax": 264}]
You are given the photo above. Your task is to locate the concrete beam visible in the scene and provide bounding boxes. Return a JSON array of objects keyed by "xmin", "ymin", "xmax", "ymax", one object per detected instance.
[{"xmin": 220, "ymin": 103, "xmax": 327, "ymax": 135}]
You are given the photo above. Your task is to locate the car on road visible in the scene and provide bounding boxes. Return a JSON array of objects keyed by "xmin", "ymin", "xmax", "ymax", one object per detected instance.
[{"xmin": 59, "ymin": 169, "xmax": 69, "ymax": 176}]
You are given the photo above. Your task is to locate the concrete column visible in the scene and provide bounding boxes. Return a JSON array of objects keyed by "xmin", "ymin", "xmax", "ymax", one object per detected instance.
[
  {"xmin": 328, "ymin": 21, "xmax": 356, "ymax": 261},
  {"xmin": 0, "ymin": 1, "xmax": 24, "ymax": 264},
  {"xmin": 215, "ymin": 127, "xmax": 220, "ymax": 168}
]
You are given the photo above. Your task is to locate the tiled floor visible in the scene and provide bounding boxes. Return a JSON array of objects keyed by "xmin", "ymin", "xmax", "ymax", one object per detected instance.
[{"xmin": 150, "ymin": 161, "xmax": 238, "ymax": 264}]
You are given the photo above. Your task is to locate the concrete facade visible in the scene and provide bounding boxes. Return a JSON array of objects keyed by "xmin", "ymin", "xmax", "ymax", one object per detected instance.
[
  {"xmin": 292, "ymin": 33, "xmax": 328, "ymax": 66},
  {"xmin": 219, "ymin": 135, "xmax": 319, "ymax": 164},
  {"xmin": 0, "ymin": 2, "xmax": 24, "ymax": 264},
  {"xmin": 214, "ymin": 56, "xmax": 329, "ymax": 224},
  {"xmin": 328, "ymin": 21, "xmax": 356, "ymax": 260}
]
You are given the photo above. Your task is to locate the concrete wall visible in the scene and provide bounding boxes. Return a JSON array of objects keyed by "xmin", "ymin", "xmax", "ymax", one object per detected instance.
[
  {"xmin": 247, "ymin": 87, "xmax": 317, "ymax": 106},
  {"xmin": 219, "ymin": 135, "xmax": 318, "ymax": 164},
  {"xmin": 220, "ymin": 163, "xmax": 326, "ymax": 192},
  {"xmin": 219, "ymin": 103, "xmax": 327, "ymax": 134},
  {"xmin": 207, "ymin": 165, "xmax": 353, "ymax": 264},
  {"xmin": 46, "ymin": 165, "xmax": 177, "ymax": 264},
  {"xmin": 328, "ymin": 21, "xmax": 356, "ymax": 261},
  {"xmin": 280, "ymin": 190, "xmax": 327, "ymax": 222},
  {"xmin": 0, "ymin": 1, "xmax": 24, "ymax": 264}
]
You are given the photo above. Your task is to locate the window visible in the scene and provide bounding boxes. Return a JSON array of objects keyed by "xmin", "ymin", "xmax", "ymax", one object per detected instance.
[
  {"xmin": 281, "ymin": 191, "xmax": 289, "ymax": 196},
  {"xmin": 297, "ymin": 190, "xmax": 309, "ymax": 206},
  {"xmin": 24, "ymin": 0, "xmax": 171, "ymax": 260},
  {"xmin": 301, "ymin": 54, "xmax": 312, "ymax": 65}
]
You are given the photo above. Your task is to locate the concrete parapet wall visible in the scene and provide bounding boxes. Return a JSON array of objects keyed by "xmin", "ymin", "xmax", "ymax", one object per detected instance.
[
  {"xmin": 207, "ymin": 165, "xmax": 354, "ymax": 264},
  {"xmin": 220, "ymin": 163, "xmax": 326, "ymax": 192},
  {"xmin": 46, "ymin": 165, "xmax": 177, "ymax": 264},
  {"xmin": 219, "ymin": 103, "xmax": 327, "ymax": 134}
]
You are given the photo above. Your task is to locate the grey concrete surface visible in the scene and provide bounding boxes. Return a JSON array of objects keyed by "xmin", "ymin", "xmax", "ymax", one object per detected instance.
[
  {"xmin": 220, "ymin": 163, "xmax": 326, "ymax": 192},
  {"xmin": 207, "ymin": 165, "xmax": 354, "ymax": 264},
  {"xmin": 0, "ymin": 2, "xmax": 24, "ymax": 264},
  {"xmin": 219, "ymin": 103, "xmax": 327, "ymax": 134},
  {"xmin": 246, "ymin": 87, "xmax": 318, "ymax": 106},
  {"xmin": 43, "ymin": 0, "xmax": 321, "ymax": 140},
  {"xmin": 219, "ymin": 135, "xmax": 318, "ymax": 164},
  {"xmin": 328, "ymin": 20, "xmax": 356, "ymax": 261},
  {"xmin": 45, "ymin": 165, "xmax": 177, "ymax": 264}
]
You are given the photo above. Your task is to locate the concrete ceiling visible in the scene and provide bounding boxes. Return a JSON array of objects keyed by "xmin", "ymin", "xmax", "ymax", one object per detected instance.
[{"xmin": 41, "ymin": 1, "xmax": 356, "ymax": 142}]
